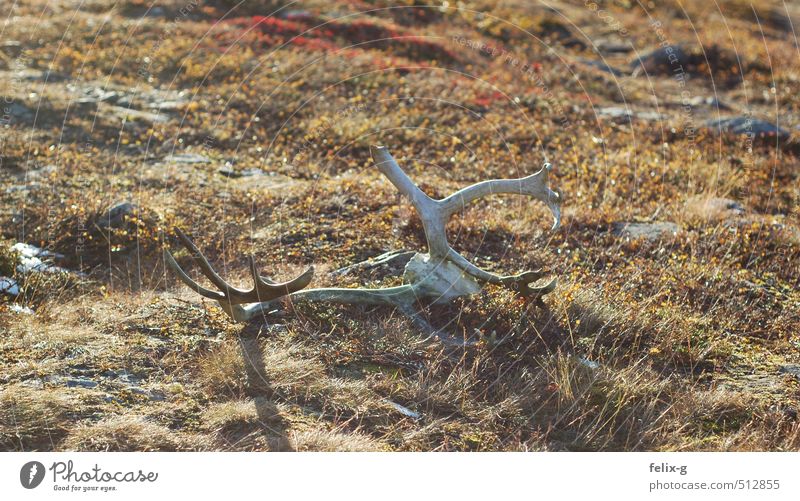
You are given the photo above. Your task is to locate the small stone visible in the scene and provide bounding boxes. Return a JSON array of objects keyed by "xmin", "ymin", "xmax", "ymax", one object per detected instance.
[
  {"xmin": 167, "ymin": 153, "xmax": 211, "ymax": 164},
  {"xmin": 0, "ymin": 41, "xmax": 24, "ymax": 59},
  {"xmin": 598, "ymin": 107, "xmax": 664, "ymax": 122},
  {"xmin": 108, "ymin": 105, "xmax": 168, "ymax": 124},
  {"xmin": 99, "ymin": 201, "xmax": 137, "ymax": 229},
  {"xmin": 596, "ymin": 39, "xmax": 632, "ymax": 54},
  {"xmin": 65, "ymin": 377, "xmax": 99, "ymax": 389},
  {"xmin": 630, "ymin": 44, "xmax": 689, "ymax": 76},
  {"xmin": 687, "ymin": 96, "xmax": 730, "ymax": 110},
  {"xmin": 705, "ymin": 117, "xmax": 789, "ymax": 139}
]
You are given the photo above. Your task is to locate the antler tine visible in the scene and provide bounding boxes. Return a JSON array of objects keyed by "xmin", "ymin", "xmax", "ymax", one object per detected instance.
[
  {"xmin": 248, "ymin": 256, "xmax": 315, "ymax": 302},
  {"xmin": 163, "ymin": 249, "xmax": 226, "ymax": 301},
  {"xmin": 166, "ymin": 227, "xmax": 315, "ymax": 306},
  {"xmin": 174, "ymin": 227, "xmax": 239, "ymax": 293}
]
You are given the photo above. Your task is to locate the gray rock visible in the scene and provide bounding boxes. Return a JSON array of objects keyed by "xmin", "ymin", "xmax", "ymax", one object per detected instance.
[
  {"xmin": 612, "ymin": 221, "xmax": 680, "ymax": 241},
  {"xmin": 167, "ymin": 153, "xmax": 211, "ymax": 164},
  {"xmin": 99, "ymin": 201, "xmax": 137, "ymax": 229},
  {"xmin": 598, "ymin": 107, "xmax": 665, "ymax": 122},
  {"xmin": 779, "ymin": 365, "xmax": 800, "ymax": 379},
  {"xmin": 0, "ymin": 41, "xmax": 24, "ymax": 59},
  {"xmin": 43, "ymin": 375, "xmax": 97, "ymax": 389},
  {"xmin": 107, "ymin": 105, "xmax": 168, "ymax": 124},
  {"xmin": 75, "ymin": 88, "xmax": 120, "ymax": 105},
  {"xmin": 630, "ymin": 44, "xmax": 689, "ymax": 76},
  {"xmin": 596, "ymin": 39, "xmax": 633, "ymax": 54},
  {"xmin": 65, "ymin": 377, "xmax": 99, "ymax": 389},
  {"xmin": 1, "ymin": 276, "xmax": 20, "ymax": 296},
  {"xmin": 687, "ymin": 96, "xmax": 730, "ymax": 110},
  {"xmin": 218, "ymin": 166, "xmax": 265, "ymax": 178},
  {"xmin": 705, "ymin": 116, "xmax": 789, "ymax": 139}
]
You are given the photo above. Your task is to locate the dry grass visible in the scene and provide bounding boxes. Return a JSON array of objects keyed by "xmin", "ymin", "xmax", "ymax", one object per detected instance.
[
  {"xmin": 62, "ymin": 415, "xmax": 208, "ymax": 451},
  {"xmin": 1, "ymin": 0, "xmax": 798, "ymax": 451}
]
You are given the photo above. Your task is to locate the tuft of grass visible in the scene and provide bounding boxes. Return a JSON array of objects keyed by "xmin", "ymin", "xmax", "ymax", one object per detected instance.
[
  {"xmin": 62, "ymin": 415, "xmax": 208, "ymax": 452},
  {"xmin": 0, "ymin": 385, "xmax": 75, "ymax": 451}
]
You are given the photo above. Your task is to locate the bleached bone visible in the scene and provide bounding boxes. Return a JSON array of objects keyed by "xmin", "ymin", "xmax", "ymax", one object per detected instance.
[{"xmin": 165, "ymin": 146, "xmax": 562, "ymax": 345}]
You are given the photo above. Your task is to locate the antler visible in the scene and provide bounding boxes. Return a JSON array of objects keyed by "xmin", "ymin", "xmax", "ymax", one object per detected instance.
[
  {"xmin": 164, "ymin": 146, "xmax": 562, "ymax": 346},
  {"xmin": 163, "ymin": 227, "xmax": 314, "ymax": 313},
  {"xmin": 370, "ymin": 146, "xmax": 561, "ymax": 297}
]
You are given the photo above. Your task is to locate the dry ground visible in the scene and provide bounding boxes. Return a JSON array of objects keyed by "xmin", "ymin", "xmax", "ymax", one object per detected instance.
[{"xmin": 1, "ymin": 0, "xmax": 799, "ymax": 451}]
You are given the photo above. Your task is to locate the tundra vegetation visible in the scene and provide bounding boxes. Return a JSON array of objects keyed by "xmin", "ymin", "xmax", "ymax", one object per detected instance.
[{"xmin": 1, "ymin": 0, "xmax": 799, "ymax": 451}]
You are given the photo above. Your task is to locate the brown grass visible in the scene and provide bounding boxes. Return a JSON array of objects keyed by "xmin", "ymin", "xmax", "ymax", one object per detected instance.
[{"xmin": 0, "ymin": 0, "xmax": 798, "ymax": 451}]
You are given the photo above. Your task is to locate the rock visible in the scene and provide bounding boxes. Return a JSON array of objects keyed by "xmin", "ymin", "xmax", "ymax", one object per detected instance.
[
  {"xmin": 1, "ymin": 276, "xmax": 20, "ymax": 296},
  {"xmin": 686, "ymin": 196, "xmax": 745, "ymax": 222},
  {"xmin": 100, "ymin": 369, "xmax": 145, "ymax": 386},
  {"xmin": 779, "ymin": 365, "xmax": 800, "ymax": 379},
  {"xmin": 688, "ymin": 96, "xmax": 730, "ymax": 110},
  {"xmin": 596, "ymin": 39, "xmax": 633, "ymax": 54},
  {"xmin": 45, "ymin": 375, "xmax": 98, "ymax": 389},
  {"xmin": 705, "ymin": 117, "xmax": 789, "ymax": 139},
  {"xmin": 612, "ymin": 222, "xmax": 680, "ymax": 241},
  {"xmin": 107, "ymin": 104, "xmax": 168, "ymax": 124},
  {"xmin": 598, "ymin": 107, "xmax": 665, "ymax": 122},
  {"xmin": 0, "ymin": 41, "xmax": 24, "ymax": 59},
  {"xmin": 99, "ymin": 201, "xmax": 137, "ymax": 229},
  {"xmin": 218, "ymin": 166, "xmax": 265, "ymax": 178},
  {"xmin": 65, "ymin": 378, "xmax": 99, "ymax": 389},
  {"xmin": 167, "ymin": 153, "xmax": 211, "ymax": 164},
  {"xmin": 630, "ymin": 44, "xmax": 688, "ymax": 76},
  {"xmin": 74, "ymin": 88, "xmax": 120, "ymax": 105}
]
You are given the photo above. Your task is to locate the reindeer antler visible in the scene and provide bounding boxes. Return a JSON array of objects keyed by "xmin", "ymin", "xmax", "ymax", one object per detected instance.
[
  {"xmin": 164, "ymin": 146, "xmax": 562, "ymax": 345},
  {"xmin": 371, "ymin": 146, "xmax": 561, "ymax": 298},
  {"xmin": 163, "ymin": 227, "xmax": 314, "ymax": 311}
]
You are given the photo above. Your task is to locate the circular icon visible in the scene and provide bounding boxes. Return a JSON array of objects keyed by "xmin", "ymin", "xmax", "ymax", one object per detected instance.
[{"xmin": 20, "ymin": 461, "xmax": 45, "ymax": 489}]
